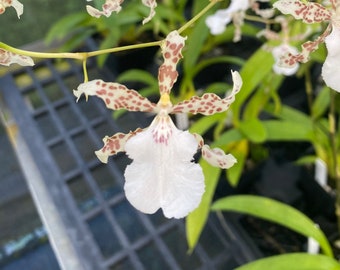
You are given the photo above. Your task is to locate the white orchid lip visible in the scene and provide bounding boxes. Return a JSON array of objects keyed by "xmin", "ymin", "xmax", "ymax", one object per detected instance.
[
  {"xmin": 124, "ymin": 114, "xmax": 205, "ymax": 218},
  {"xmin": 322, "ymin": 26, "xmax": 340, "ymax": 92}
]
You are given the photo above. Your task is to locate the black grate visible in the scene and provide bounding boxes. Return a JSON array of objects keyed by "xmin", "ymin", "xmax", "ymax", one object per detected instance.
[{"xmin": 0, "ymin": 45, "xmax": 257, "ymax": 269}]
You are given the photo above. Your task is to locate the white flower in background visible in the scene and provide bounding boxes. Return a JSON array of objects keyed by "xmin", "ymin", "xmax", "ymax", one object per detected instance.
[
  {"xmin": 73, "ymin": 31, "xmax": 242, "ymax": 218},
  {"xmin": 272, "ymin": 44, "xmax": 299, "ymax": 76},
  {"xmin": 0, "ymin": 48, "xmax": 34, "ymax": 66},
  {"xmin": 0, "ymin": 0, "xmax": 23, "ymax": 18},
  {"xmin": 205, "ymin": 0, "xmax": 273, "ymax": 41},
  {"xmin": 206, "ymin": 0, "xmax": 249, "ymax": 37},
  {"xmin": 274, "ymin": 0, "xmax": 340, "ymax": 92},
  {"xmin": 86, "ymin": 0, "xmax": 157, "ymax": 24}
]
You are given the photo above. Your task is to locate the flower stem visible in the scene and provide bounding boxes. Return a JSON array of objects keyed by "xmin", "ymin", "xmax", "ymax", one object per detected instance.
[{"xmin": 177, "ymin": 0, "xmax": 220, "ymax": 34}]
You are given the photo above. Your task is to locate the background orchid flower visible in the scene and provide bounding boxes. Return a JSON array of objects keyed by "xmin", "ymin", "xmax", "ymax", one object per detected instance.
[
  {"xmin": 205, "ymin": 0, "xmax": 249, "ymax": 39},
  {"xmin": 274, "ymin": 0, "xmax": 340, "ymax": 92},
  {"xmin": 0, "ymin": 48, "xmax": 34, "ymax": 66},
  {"xmin": 272, "ymin": 44, "xmax": 299, "ymax": 76},
  {"xmin": 0, "ymin": 0, "xmax": 23, "ymax": 18},
  {"xmin": 86, "ymin": 0, "xmax": 156, "ymax": 24},
  {"xmin": 73, "ymin": 30, "xmax": 242, "ymax": 218},
  {"xmin": 205, "ymin": 0, "xmax": 272, "ymax": 41}
]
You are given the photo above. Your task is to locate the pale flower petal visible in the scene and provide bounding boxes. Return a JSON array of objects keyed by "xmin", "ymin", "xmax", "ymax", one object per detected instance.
[
  {"xmin": 86, "ymin": 0, "xmax": 123, "ymax": 18},
  {"xmin": 0, "ymin": 0, "xmax": 23, "ymax": 18},
  {"xmin": 272, "ymin": 44, "xmax": 299, "ymax": 75},
  {"xmin": 73, "ymin": 79, "xmax": 156, "ymax": 112},
  {"xmin": 124, "ymin": 115, "xmax": 205, "ymax": 218},
  {"xmin": 322, "ymin": 26, "xmax": 340, "ymax": 92},
  {"xmin": 0, "ymin": 49, "xmax": 34, "ymax": 66},
  {"xmin": 141, "ymin": 0, "xmax": 157, "ymax": 24},
  {"xmin": 201, "ymin": 144, "xmax": 237, "ymax": 169},
  {"xmin": 205, "ymin": 0, "xmax": 249, "ymax": 35}
]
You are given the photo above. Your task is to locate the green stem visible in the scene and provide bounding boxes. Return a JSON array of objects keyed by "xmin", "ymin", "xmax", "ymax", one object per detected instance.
[
  {"xmin": 177, "ymin": 0, "xmax": 220, "ymax": 34},
  {"xmin": 1, "ymin": 0, "xmax": 218, "ymax": 61},
  {"xmin": 329, "ymin": 89, "xmax": 340, "ymax": 235}
]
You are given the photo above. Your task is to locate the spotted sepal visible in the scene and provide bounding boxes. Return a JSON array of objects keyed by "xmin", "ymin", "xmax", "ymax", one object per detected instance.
[
  {"xmin": 171, "ymin": 71, "xmax": 242, "ymax": 115},
  {"xmin": 273, "ymin": 0, "xmax": 332, "ymax": 24},
  {"xmin": 158, "ymin": 31, "xmax": 186, "ymax": 95},
  {"xmin": 73, "ymin": 79, "xmax": 157, "ymax": 112}
]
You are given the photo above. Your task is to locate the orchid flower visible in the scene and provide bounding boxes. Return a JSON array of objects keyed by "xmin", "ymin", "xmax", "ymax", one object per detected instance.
[
  {"xmin": 73, "ymin": 31, "xmax": 242, "ymax": 218},
  {"xmin": 272, "ymin": 44, "xmax": 299, "ymax": 75},
  {"xmin": 0, "ymin": 0, "xmax": 23, "ymax": 18},
  {"xmin": 273, "ymin": 0, "xmax": 340, "ymax": 92},
  {"xmin": 258, "ymin": 17, "xmax": 300, "ymax": 76},
  {"xmin": 86, "ymin": 0, "xmax": 156, "ymax": 24},
  {"xmin": 0, "ymin": 48, "xmax": 34, "ymax": 66},
  {"xmin": 205, "ymin": 0, "xmax": 273, "ymax": 42}
]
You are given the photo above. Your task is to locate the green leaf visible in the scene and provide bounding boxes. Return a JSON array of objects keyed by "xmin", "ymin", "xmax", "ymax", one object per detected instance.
[
  {"xmin": 213, "ymin": 128, "xmax": 245, "ymax": 148},
  {"xmin": 312, "ymin": 86, "xmax": 330, "ymax": 119},
  {"xmin": 97, "ymin": 28, "xmax": 120, "ymax": 67},
  {"xmin": 266, "ymin": 103, "xmax": 312, "ymax": 125},
  {"xmin": 189, "ymin": 113, "xmax": 225, "ymax": 135},
  {"xmin": 212, "ymin": 195, "xmax": 333, "ymax": 257},
  {"xmin": 183, "ymin": 17, "xmax": 209, "ymax": 75},
  {"xmin": 232, "ymin": 48, "xmax": 274, "ymax": 123},
  {"xmin": 226, "ymin": 140, "xmax": 248, "ymax": 186},
  {"xmin": 236, "ymin": 253, "xmax": 340, "ymax": 270},
  {"xmin": 263, "ymin": 120, "xmax": 313, "ymax": 141},
  {"xmin": 117, "ymin": 69, "xmax": 158, "ymax": 88},
  {"xmin": 238, "ymin": 118, "xmax": 267, "ymax": 143},
  {"xmin": 186, "ymin": 160, "xmax": 221, "ymax": 251},
  {"xmin": 45, "ymin": 12, "xmax": 90, "ymax": 44}
]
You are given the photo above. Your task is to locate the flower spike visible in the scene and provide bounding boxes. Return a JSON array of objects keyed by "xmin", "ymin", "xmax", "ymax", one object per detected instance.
[
  {"xmin": 158, "ymin": 31, "xmax": 186, "ymax": 95},
  {"xmin": 0, "ymin": 0, "xmax": 23, "ymax": 18},
  {"xmin": 172, "ymin": 71, "xmax": 242, "ymax": 115},
  {"xmin": 73, "ymin": 79, "xmax": 157, "ymax": 112},
  {"xmin": 0, "ymin": 49, "xmax": 34, "ymax": 66}
]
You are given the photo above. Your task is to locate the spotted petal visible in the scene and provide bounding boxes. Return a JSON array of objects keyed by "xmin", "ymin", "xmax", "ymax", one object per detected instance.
[
  {"xmin": 95, "ymin": 128, "xmax": 143, "ymax": 163},
  {"xmin": 86, "ymin": 0, "xmax": 123, "ymax": 18},
  {"xmin": 194, "ymin": 133, "xmax": 237, "ymax": 169},
  {"xmin": 0, "ymin": 0, "xmax": 23, "ymax": 18},
  {"xmin": 273, "ymin": 0, "xmax": 332, "ymax": 24},
  {"xmin": 141, "ymin": 0, "xmax": 157, "ymax": 24},
  {"xmin": 73, "ymin": 79, "xmax": 157, "ymax": 112},
  {"xmin": 124, "ymin": 115, "xmax": 205, "ymax": 218},
  {"xmin": 0, "ymin": 49, "xmax": 34, "ymax": 66},
  {"xmin": 172, "ymin": 71, "xmax": 242, "ymax": 115},
  {"xmin": 158, "ymin": 31, "xmax": 186, "ymax": 95}
]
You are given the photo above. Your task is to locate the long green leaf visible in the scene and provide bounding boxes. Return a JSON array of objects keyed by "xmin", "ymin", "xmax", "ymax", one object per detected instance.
[
  {"xmin": 232, "ymin": 48, "xmax": 274, "ymax": 124},
  {"xmin": 212, "ymin": 195, "xmax": 333, "ymax": 257},
  {"xmin": 236, "ymin": 253, "xmax": 340, "ymax": 270},
  {"xmin": 186, "ymin": 160, "xmax": 221, "ymax": 251},
  {"xmin": 263, "ymin": 120, "xmax": 313, "ymax": 141}
]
